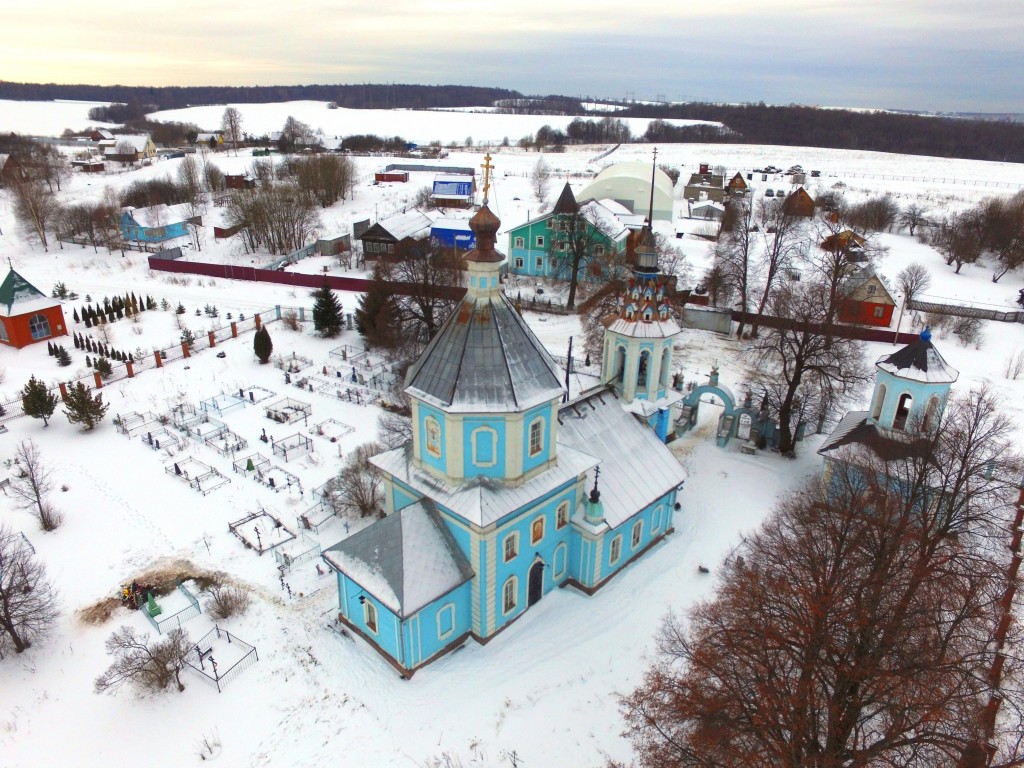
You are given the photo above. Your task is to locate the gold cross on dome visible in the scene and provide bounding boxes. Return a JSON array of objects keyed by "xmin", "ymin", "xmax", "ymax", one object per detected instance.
[{"xmin": 480, "ymin": 153, "xmax": 494, "ymax": 205}]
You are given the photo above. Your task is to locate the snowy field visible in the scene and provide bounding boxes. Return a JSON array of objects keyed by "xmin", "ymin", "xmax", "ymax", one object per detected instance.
[{"xmin": 1, "ymin": 101, "xmax": 1024, "ymax": 767}]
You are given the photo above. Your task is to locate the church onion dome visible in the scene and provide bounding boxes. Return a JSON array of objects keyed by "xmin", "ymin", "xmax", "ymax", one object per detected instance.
[
  {"xmin": 404, "ymin": 205, "xmax": 564, "ymax": 413},
  {"xmin": 463, "ymin": 205, "xmax": 502, "ymax": 263},
  {"xmin": 875, "ymin": 327, "xmax": 959, "ymax": 384}
]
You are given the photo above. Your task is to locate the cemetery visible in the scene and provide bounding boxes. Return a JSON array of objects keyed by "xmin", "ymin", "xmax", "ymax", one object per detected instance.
[
  {"xmin": 264, "ymin": 397, "xmax": 312, "ymax": 424},
  {"xmin": 200, "ymin": 392, "xmax": 249, "ymax": 416},
  {"xmin": 232, "ymin": 452, "xmax": 272, "ymax": 477},
  {"xmin": 115, "ymin": 410, "xmax": 162, "ymax": 438},
  {"xmin": 141, "ymin": 581, "xmax": 203, "ymax": 635},
  {"xmin": 183, "ymin": 625, "xmax": 259, "ymax": 694},
  {"xmin": 309, "ymin": 418, "xmax": 355, "ymax": 442},
  {"xmin": 205, "ymin": 428, "xmax": 248, "ymax": 456},
  {"xmin": 139, "ymin": 427, "xmax": 182, "ymax": 452},
  {"xmin": 164, "ymin": 457, "xmax": 230, "ymax": 495},
  {"xmin": 227, "ymin": 508, "xmax": 296, "ymax": 555},
  {"xmin": 273, "ymin": 531, "xmax": 322, "ymax": 573},
  {"xmin": 271, "ymin": 432, "xmax": 315, "ymax": 463}
]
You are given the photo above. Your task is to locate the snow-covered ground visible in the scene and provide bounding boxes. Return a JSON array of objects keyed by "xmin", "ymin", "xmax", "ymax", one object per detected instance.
[{"xmin": 1, "ymin": 101, "xmax": 1023, "ymax": 768}]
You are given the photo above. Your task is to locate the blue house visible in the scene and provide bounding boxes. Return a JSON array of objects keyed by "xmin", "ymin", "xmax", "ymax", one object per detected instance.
[
  {"xmin": 323, "ymin": 204, "xmax": 687, "ymax": 676},
  {"xmin": 120, "ymin": 203, "xmax": 198, "ymax": 243},
  {"xmin": 430, "ymin": 174, "xmax": 475, "ymax": 208},
  {"xmin": 430, "ymin": 217, "xmax": 476, "ymax": 252}
]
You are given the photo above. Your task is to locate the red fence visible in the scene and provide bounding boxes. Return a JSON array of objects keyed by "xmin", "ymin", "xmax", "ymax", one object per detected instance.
[
  {"xmin": 731, "ymin": 311, "xmax": 920, "ymax": 345},
  {"xmin": 148, "ymin": 257, "xmax": 466, "ymax": 301}
]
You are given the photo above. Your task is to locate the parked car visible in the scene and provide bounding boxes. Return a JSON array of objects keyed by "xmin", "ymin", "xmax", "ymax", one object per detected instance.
[{"xmin": 764, "ymin": 189, "xmax": 775, "ymax": 197}]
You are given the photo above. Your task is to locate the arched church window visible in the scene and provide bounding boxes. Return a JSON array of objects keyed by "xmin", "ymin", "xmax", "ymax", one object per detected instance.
[
  {"xmin": 503, "ymin": 532, "xmax": 519, "ymax": 562},
  {"xmin": 471, "ymin": 427, "xmax": 497, "ymax": 467},
  {"xmin": 556, "ymin": 501, "xmax": 569, "ymax": 529},
  {"xmin": 637, "ymin": 351, "xmax": 649, "ymax": 387},
  {"xmin": 528, "ymin": 418, "xmax": 545, "ymax": 458},
  {"xmin": 502, "ymin": 576, "xmax": 518, "ymax": 614},
  {"xmin": 615, "ymin": 347, "xmax": 626, "ymax": 383},
  {"xmin": 893, "ymin": 393, "xmax": 913, "ymax": 431},
  {"xmin": 631, "ymin": 520, "xmax": 643, "ymax": 549},
  {"xmin": 553, "ymin": 543, "xmax": 567, "ymax": 579},
  {"xmin": 424, "ymin": 416, "xmax": 442, "ymax": 458},
  {"xmin": 609, "ymin": 535, "xmax": 623, "ymax": 565},
  {"xmin": 363, "ymin": 600, "xmax": 378, "ymax": 633},
  {"xmin": 660, "ymin": 347, "xmax": 672, "ymax": 388},
  {"xmin": 29, "ymin": 314, "xmax": 51, "ymax": 340},
  {"xmin": 872, "ymin": 383, "xmax": 887, "ymax": 421},
  {"xmin": 922, "ymin": 395, "xmax": 940, "ymax": 432}
]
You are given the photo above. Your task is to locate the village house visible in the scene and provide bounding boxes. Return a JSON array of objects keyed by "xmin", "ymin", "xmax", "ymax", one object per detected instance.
[
  {"xmin": 838, "ymin": 266, "xmax": 896, "ymax": 327},
  {"xmin": 359, "ymin": 209, "xmax": 436, "ymax": 261},
  {"xmin": 0, "ymin": 268, "xmax": 67, "ymax": 349},
  {"xmin": 120, "ymin": 203, "xmax": 200, "ymax": 243},
  {"xmin": 102, "ymin": 134, "xmax": 157, "ymax": 164},
  {"xmin": 430, "ymin": 174, "xmax": 476, "ymax": 208}
]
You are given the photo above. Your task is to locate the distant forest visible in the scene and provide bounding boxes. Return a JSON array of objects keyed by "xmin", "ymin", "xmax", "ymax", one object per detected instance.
[
  {"xmin": 3, "ymin": 80, "xmax": 1024, "ymax": 162},
  {"xmin": 620, "ymin": 102, "xmax": 1024, "ymax": 163},
  {"xmin": 0, "ymin": 81, "xmax": 521, "ymax": 111}
]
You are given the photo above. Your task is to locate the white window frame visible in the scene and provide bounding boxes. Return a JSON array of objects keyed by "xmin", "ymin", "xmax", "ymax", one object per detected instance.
[
  {"xmin": 471, "ymin": 426, "xmax": 498, "ymax": 468},
  {"xmin": 651, "ymin": 505, "xmax": 663, "ymax": 534},
  {"xmin": 553, "ymin": 543, "xmax": 567, "ymax": 579},
  {"xmin": 609, "ymin": 535, "xmax": 622, "ymax": 565},
  {"xmin": 514, "ymin": 236, "xmax": 525, "ymax": 248},
  {"xmin": 502, "ymin": 576, "xmax": 518, "ymax": 614},
  {"xmin": 556, "ymin": 501, "xmax": 569, "ymax": 529},
  {"xmin": 364, "ymin": 599, "xmax": 378, "ymax": 634},
  {"xmin": 535, "ymin": 256, "xmax": 543, "ymax": 269},
  {"xmin": 514, "ymin": 256, "xmax": 524, "ymax": 269},
  {"xmin": 535, "ymin": 236, "xmax": 545, "ymax": 247},
  {"xmin": 528, "ymin": 417, "xmax": 544, "ymax": 458},
  {"xmin": 631, "ymin": 520, "xmax": 643, "ymax": 549},
  {"xmin": 436, "ymin": 603, "xmax": 456, "ymax": 640},
  {"xmin": 503, "ymin": 532, "xmax": 519, "ymax": 562},
  {"xmin": 594, "ymin": 244, "xmax": 605, "ymax": 256}
]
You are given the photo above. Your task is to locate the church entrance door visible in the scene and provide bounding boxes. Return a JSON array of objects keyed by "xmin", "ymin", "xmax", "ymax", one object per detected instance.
[{"xmin": 528, "ymin": 561, "xmax": 544, "ymax": 606}]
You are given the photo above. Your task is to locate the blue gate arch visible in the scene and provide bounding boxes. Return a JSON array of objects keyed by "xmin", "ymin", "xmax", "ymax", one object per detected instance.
[{"xmin": 674, "ymin": 369, "xmax": 802, "ymax": 449}]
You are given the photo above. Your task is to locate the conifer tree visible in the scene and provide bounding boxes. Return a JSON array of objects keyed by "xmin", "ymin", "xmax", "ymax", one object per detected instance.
[
  {"xmin": 85, "ymin": 355, "xmax": 92, "ymax": 367},
  {"xmin": 94, "ymin": 358, "xmax": 113, "ymax": 378},
  {"xmin": 355, "ymin": 270, "xmax": 401, "ymax": 348},
  {"xmin": 312, "ymin": 283, "xmax": 344, "ymax": 338},
  {"xmin": 21, "ymin": 376, "xmax": 58, "ymax": 427},
  {"xmin": 63, "ymin": 382, "xmax": 108, "ymax": 431},
  {"xmin": 73, "ymin": 308, "xmax": 80, "ymax": 323},
  {"xmin": 253, "ymin": 326, "xmax": 273, "ymax": 364},
  {"xmin": 57, "ymin": 347, "xmax": 71, "ymax": 367}
]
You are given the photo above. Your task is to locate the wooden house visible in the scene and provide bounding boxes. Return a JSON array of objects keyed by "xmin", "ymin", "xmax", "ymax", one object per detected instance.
[
  {"xmin": 90, "ymin": 129, "xmax": 115, "ymax": 142},
  {"xmin": 103, "ymin": 134, "xmax": 157, "ymax": 164},
  {"xmin": 820, "ymin": 229, "xmax": 866, "ymax": 254},
  {"xmin": 0, "ymin": 268, "xmax": 67, "ymax": 349},
  {"xmin": 375, "ymin": 170, "xmax": 409, "ymax": 183},
  {"xmin": 0, "ymin": 154, "xmax": 29, "ymax": 188},
  {"xmin": 359, "ymin": 210, "xmax": 435, "ymax": 260},
  {"xmin": 838, "ymin": 267, "xmax": 896, "ymax": 327},
  {"xmin": 782, "ymin": 187, "xmax": 816, "ymax": 218},
  {"xmin": 726, "ymin": 172, "xmax": 748, "ymax": 196},
  {"xmin": 225, "ymin": 174, "xmax": 257, "ymax": 190}
]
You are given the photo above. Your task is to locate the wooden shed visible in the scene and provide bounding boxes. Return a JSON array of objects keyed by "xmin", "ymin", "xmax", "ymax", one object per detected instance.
[
  {"xmin": 782, "ymin": 187, "xmax": 816, "ymax": 218},
  {"xmin": 0, "ymin": 268, "xmax": 67, "ymax": 349},
  {"xmin": 375, "ymin": 170, "xmax": 409, "ymax": 183}
]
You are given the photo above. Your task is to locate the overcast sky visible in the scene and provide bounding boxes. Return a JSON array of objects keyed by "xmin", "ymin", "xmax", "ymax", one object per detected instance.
[{"xmin": 4, "ymin": 0, "xmax": 1022, "ymax": 113}]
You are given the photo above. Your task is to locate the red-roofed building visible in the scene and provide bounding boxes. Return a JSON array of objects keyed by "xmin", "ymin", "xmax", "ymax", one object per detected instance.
[{"xmin": 0, "ymin": 268, "xmax": 67, "ymax": 348}]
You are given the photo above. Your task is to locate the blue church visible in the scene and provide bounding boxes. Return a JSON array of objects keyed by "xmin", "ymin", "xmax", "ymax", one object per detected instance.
[
  {"xmin": 818, "ymin": 327, "xmax": 959, "ymax": 483},
  {"xmin": 323, "ymin": 203, "xmax": 687, "ymax": 676}
]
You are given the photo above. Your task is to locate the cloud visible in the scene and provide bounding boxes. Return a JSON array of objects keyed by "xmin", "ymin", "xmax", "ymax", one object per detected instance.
[{"xmin": 2, "ymin": 0, "xmax": 1023, "ymax": 112}]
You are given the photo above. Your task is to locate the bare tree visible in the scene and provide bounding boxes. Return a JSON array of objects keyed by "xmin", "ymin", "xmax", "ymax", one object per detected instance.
[
  {"xmin": 980, "ymin": 192, "xmax": 1024, "ymax": 283},
  {"xmin": 894, "ymin": 261, "xmax": 932, "ymax": 337},
  {"xmin": 550, "ymin": 200, "xmax": 623, "ymax": 310},
  {"xmin": 934, "ymin": 210, "xmax": 984, "ymax": 273},
  {"xmin": 204, "ymin": 584, "xmax": 251, "ymax": 620},
  {"xmin": 751, "ymin": 197, "xmax": 805, "ymax": 336},
  {"xmin": 220, "ymin": 107, "xmax": 243, "ymax": 155},
  {"xmin": 532, "ymin": 157, "xmax": 551, "ymax": 204},
  {"xmin": 10, "ymin": 440, "xmax": 62, "ymax": 531},
  {"xmin": 0, "ymin": 523, "xmax": 60, "ymax": 656},
  {"xmin": 620, "ymin": 388, "xmax": 1024, "ymax": 768},
  {"xmin": 322, "ymin": 442, "xmax": 385, "ymax": 519},
  {"xmin": 12, "ymin": 179, "xmax": 57, "ymax": 251},
  {"xmin": 715, "ymin": 199, "xmax": 756, "ymax": 337},
  {"xmin": 292, "ymin": 154, "xmax": 357, "ymax": 207},
  {"xmin": 377, "ymin": 410, "xmax": 413, "ymax": 450},
  {"xmin": 29, "ymin": 144, "xmax": 70, "ymax": 193},
  {"xmin": 381, "ymin": 243, "xmax": 462, "ymax": 341},
  {"xmin": 94, "ymin": 626, "xmax": 191, "ymax": 694},
  {"xmin": 898, "ymin": 201, "xmax": 929, "ymax": 236},
  {"xmin": 747, "ymin": 281, "xmax": 870, "ymax": 455}
]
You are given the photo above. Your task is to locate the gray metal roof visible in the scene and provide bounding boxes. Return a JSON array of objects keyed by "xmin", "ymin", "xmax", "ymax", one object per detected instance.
[
  {"xmin": 371, "ymin": 443, "xmax": 598, "ymax": 529},
  {"xmin": 322, "ymin": 501, "xmax": 473, "ymax": 617},
  {"xmin": 557, "ymin": 388, "xmax": 688, "ymax": 529},
  {"xmin": 405, "ymin": 294, "xmax": 565, "ymax": 413}
]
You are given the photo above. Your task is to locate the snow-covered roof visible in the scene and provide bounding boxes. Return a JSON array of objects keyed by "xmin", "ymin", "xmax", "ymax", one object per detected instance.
[
  {"xmin": 405, "ymin": 291, "xmax": 565, "ymax": 413},
  {"xmin": 370, "ymin": 209, "xmax": 434, "ymax": 241},
  {"xmin": 431, "ymin": 217, "xmax": 473, "ymax": 232},
  {"xmin": 605, "ymin": 314, "xmax": 681, "ymax": 338},
  {"xmin": 371, "ymin": 444, "xmax": 598, "ymax": 529},
  {"xmin": 818, "ymin": 410, "xmax": 935, "ymax": 463},
  {"xmin": 558, "ymin": 388, "xmax": 688, "ymax": 529},
  {"xmin": 875, "ymin": 328, "xmax": 958, "ymax": 384},
  {"xmin": 108, "ymin": 134, "xmax": 152, "ymax": 152},
  {"xmin": 433, "ymin": 174, "xmax": 473, "ymax": 184},
  {"xmin": 0, "ymin": 269, "xmax": 60, "ymax": 318},
  {"xmin": 322, "ymin": 501, "xmax": 474, "ymax": 616},
  {"xmin": 124, "ymin": 203, "xmax": 192, "ymax": 229},
  {"xmin": 578, "ymin": 200, "xmax": 630, "ymax": 242},
  {"xmin": 576, "ymin": 162, "xmax": 674, "ymax": 222},
  {"xmin": 691, "ymin": 200, "xmax": 725, "ymax": 211}
]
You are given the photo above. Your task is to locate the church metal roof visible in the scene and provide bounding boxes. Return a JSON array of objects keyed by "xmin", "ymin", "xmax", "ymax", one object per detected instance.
[
  {"xmin": 405, "ymin": 293, "xmax": 565, "ymax": 413},
  {"xmin": 876, "ymin": 329, "xmax": 958, "ymax": 384},
  {"xmin": 557, "ymin": 388, "xmax": 688, "ymax": 529},
  {"xmin": 322, "ymin": 500, "xmax": 474, "ymax": 617}
]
